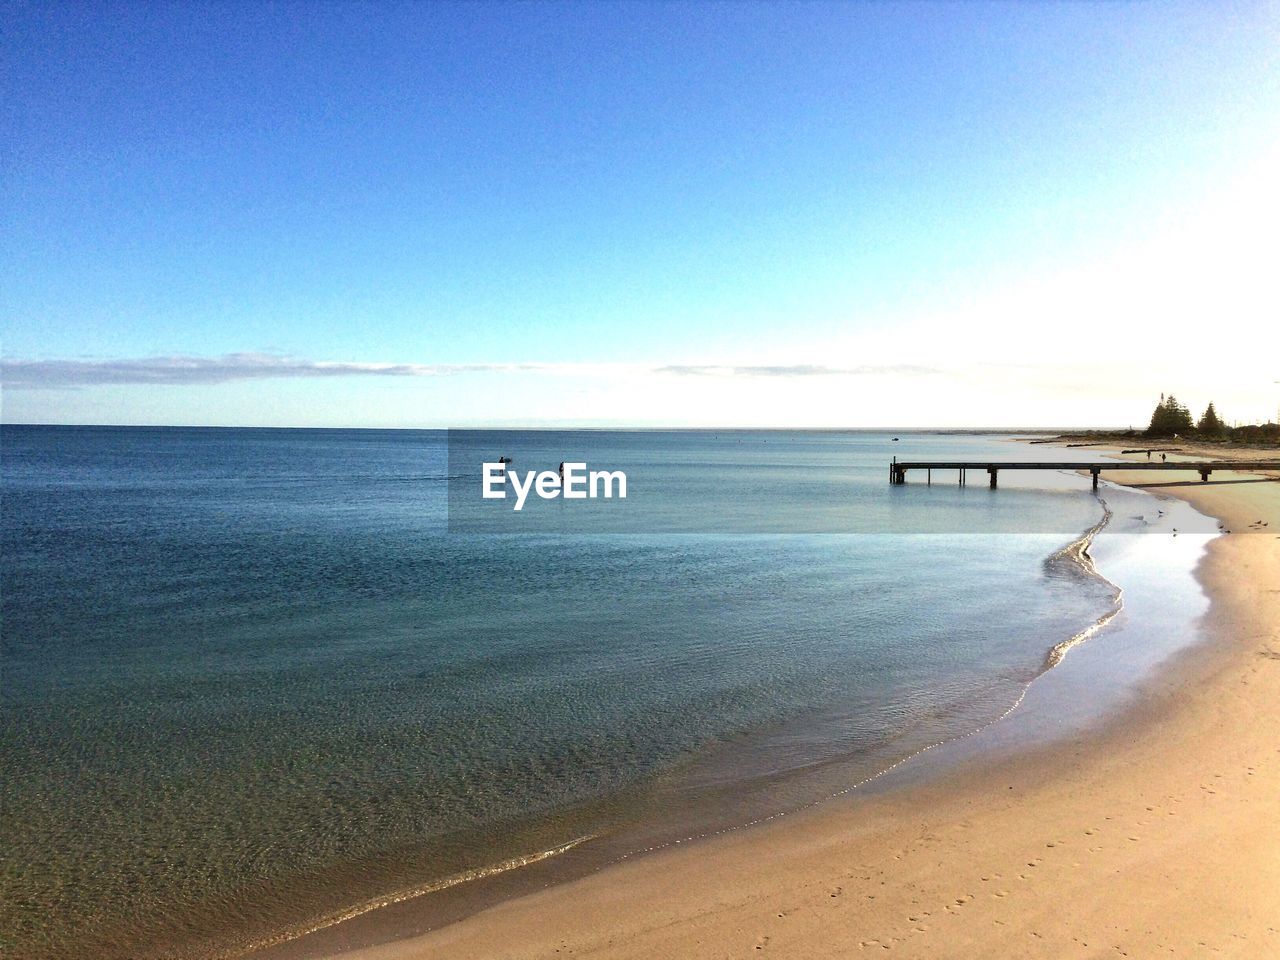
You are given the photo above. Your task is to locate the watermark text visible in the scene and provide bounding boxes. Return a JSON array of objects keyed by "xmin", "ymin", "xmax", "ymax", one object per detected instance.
[{"xmin": 482, "ymin": 462, "xmax": 627, "ymax": 511}]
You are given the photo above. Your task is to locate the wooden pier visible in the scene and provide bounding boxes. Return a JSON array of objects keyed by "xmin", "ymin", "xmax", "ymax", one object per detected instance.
[{"xmin": 889, "ymin": 459, "xmax": 1280, "ymax": 491}]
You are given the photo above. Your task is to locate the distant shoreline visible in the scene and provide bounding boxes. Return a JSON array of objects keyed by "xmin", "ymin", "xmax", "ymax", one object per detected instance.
[{"xmin": 6, "ymin": 422, "xmax": 1275, "ymax": 447}]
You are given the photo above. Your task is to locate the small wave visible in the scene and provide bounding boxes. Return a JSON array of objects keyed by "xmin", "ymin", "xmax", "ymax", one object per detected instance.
[
  {"xmin": 1040, "ymin": 495, "xmax": 1124, "ymax": 669},
  {"xmin": 220, "ymin": 834, "xmax": 595, "ymax": 959}
]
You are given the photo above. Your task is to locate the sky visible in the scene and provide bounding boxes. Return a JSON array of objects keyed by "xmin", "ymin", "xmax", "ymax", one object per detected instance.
[{"xmin": 3, "ymin": 0, "xmax": 1278, "ymax": 428}]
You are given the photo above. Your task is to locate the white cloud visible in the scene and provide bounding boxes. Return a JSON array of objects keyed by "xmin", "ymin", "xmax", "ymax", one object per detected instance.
[
  {"xmin": 654, "ymin": 364, "xmax": 939, "ymax": 377},
  {"xmin": 1, "ymin": 354, "xmax": 944, "ymax": 390},
  {"xmin": 0, "ymin": 354, "xmax": 569, "ymax": 389}
]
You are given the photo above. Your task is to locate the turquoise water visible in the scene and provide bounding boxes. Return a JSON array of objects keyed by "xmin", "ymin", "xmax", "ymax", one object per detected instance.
[{"xmin": 0, "ymin": 427, "xmax": 1208, "ymax": 959}]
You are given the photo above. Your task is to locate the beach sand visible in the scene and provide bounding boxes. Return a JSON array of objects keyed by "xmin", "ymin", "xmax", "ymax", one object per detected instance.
[{"xmin": 321, "ymin": 465, "xmax": 1280, "ymax": 960}]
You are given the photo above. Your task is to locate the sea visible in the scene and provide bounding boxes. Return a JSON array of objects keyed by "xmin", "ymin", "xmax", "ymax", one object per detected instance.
[{"xmin": 0, "ymin": 426, "xmax": 1219, "ymax": 959}]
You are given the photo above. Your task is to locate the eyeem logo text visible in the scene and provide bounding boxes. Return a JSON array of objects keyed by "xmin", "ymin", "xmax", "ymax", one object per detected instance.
[{"xmin": 482, "ymin": 462, "xmax": 627, "ymax": 511}]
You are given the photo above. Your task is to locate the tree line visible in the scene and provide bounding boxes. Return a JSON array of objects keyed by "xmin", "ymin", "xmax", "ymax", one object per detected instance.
[{"xmin": 1144, "ymin": 393, "xmax": 1279, "ymax": 441}]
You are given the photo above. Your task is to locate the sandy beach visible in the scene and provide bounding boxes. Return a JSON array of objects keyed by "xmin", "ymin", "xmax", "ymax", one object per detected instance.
[
  {"xmin": 12, "ymin": 6, "xmax": 1280, "ymax": 958},
  {"xmin": 317, "ymin": 458, "xmax": 1280, "ymax": 960}
]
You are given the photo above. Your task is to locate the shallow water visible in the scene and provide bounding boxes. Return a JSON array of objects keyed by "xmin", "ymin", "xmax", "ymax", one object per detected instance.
[{"xmin": 0, "ymin": 427, "xmax": 1214, "ymax": 959}]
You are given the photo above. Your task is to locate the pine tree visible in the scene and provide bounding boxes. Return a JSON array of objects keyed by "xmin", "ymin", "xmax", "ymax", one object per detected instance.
[
  {"xmin": 1145, "ymin": 393, "xmax": 1194, "ymax": 437},
  {"xmin": 1197, "ymin": 402, "xmax": 1224, "ymax": 436}
]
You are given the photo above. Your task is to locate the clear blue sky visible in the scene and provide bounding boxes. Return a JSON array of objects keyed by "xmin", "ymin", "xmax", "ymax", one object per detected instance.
[{"xmin": 3, "ymin": 1, "xmax": 1277, "ymax": 426}]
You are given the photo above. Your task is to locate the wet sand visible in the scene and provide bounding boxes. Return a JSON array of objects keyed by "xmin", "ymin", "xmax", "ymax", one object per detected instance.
[{"xmin": 319, "ymin": 464, "xmax": 1280, "ymax": 960}]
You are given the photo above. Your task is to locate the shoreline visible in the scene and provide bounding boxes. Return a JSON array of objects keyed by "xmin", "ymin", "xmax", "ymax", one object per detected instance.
[
  {"xmin": 294, "ymin": 456, "xmax": 1280, "ymax": 960},
  {"xmin": 248, "ymin": 474, "xmax": 1141, "ymax": 960},
  {"xmin": 247, "ymin": 502, "xmax": 1135, "ymax": 960}
]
